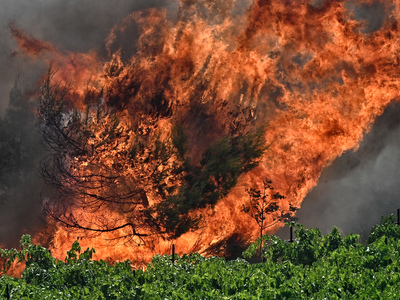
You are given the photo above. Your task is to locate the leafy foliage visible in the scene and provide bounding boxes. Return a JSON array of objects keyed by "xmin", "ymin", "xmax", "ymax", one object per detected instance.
[
  {"xmin": 367, "ymin": 214, "xmax": 400, "ymax": 243},
  {"xmin": 2, "ymin": 216, "xmax": 400, "ymax": 298},
  {"xmin": 243, "ymin": 223, "xmax": 360, "ymax": 265},
  {"xmin": 154, "ymin": 126, "xmax": 267, "ymax": 238}
]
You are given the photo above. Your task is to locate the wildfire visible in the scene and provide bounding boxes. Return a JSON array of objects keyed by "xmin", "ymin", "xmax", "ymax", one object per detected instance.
[{"xmin": 8, "ymin": 0, "xmax": 400, "ymax": 266}]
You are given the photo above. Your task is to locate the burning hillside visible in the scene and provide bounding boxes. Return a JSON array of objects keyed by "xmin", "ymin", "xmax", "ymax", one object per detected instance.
[{"xmin": 4, "ymin": 0, "xmax": 400, "ymax": 266}]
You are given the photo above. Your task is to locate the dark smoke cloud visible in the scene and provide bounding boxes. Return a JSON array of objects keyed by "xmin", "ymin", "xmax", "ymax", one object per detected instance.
[
  {"xmin": 346, "ymin": 1, "xmax": 387, "ymax": 33},
  {"xmin": 0, "ymin": 0, "xmax": 165, "ymax": 247}
]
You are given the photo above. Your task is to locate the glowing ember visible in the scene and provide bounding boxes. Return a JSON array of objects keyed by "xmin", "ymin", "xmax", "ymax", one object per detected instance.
[{"xmin": 9, "ymin": 0, "xmax": 400, "ymax": 266}]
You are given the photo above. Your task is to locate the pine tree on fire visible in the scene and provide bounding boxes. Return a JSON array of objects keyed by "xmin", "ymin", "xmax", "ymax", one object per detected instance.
[
  {"xmin": 38, "ymin": 76, "xmax": 155, "ymax": 242},
  {"xmin": 38, "ymin": 71, "xmax": 267, "ymax": 242}
]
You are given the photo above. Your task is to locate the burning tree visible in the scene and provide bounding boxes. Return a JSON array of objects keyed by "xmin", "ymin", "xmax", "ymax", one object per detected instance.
[
  {"xmin": 38, "ymin": 70, "xmax": 267, "ymax": 243},
  {"xmin": 38, "ymin": 76, "xmax": 157, "ymax": 243}
]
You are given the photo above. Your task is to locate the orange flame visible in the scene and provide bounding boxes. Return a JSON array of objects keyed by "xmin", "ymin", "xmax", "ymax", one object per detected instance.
[
  {"xmin": 9, "ymin": 23, "xmax": 102, "ymax": 100},
  {"xmin": 9, "ymin": 0, "xmax": 400, "ymax": 266}
]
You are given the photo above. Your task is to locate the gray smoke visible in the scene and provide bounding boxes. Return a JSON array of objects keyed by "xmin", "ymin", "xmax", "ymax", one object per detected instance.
[
  {"xmin": 0, "ymin": 0, "xmax": 165, "ymax": 111},
  {"xmin": 274, "ymin": 1, "xmax": 397, "ymax": 242},
  {"xmin": 288, "ymin": 1, "xmax": 399, "ymax": 241},
  {"xmin": 293, "ymin": 102, "xmax": 400, "ymax": 240}
]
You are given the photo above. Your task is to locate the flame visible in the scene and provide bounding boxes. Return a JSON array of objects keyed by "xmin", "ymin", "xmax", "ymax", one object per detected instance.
[
  {"xmin": 9, "ymin": 23, "xmax": 102, "ymax": 100},
  {"xmin": 9, "ymin": 0, "xmax": 400, "ymax": 266}
]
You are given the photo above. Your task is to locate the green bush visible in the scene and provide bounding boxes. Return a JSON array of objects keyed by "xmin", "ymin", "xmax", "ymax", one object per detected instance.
[{"xmin": 1, "ymin": 215, "xmax": 400, "ymax": 299}]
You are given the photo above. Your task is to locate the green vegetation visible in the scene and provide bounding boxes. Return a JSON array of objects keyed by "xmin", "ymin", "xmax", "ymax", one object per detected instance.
[
  {"xmin": 2, "ymin": 215, "xmax": 400, "ymax": 299},
  {"xmin": 154, "ymin": 125, "xmax": 267, "ymax": 238}
]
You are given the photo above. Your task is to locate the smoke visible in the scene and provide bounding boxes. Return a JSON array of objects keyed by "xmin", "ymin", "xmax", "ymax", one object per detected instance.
[
  {"xmin": 296, "ymin": 101, "xmax": 400, "ymax": 239},
  {"xmin": 288, "ymin": 1, "xmax": 400, "ymax": 240},
  {"xmin": 0, "ymin": 0, "xmax": 166, "ymax": 112},
  {"xmin": 0, "ymin": 0, "xmax": 165, "ymax": 247},
  {"xmin": 347, "ymin": 1, "xmax": 387, "ymax": 34}
]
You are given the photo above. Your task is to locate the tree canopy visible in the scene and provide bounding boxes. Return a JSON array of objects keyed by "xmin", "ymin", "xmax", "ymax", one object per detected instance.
[{"xmin": 38, "ymin": 73, "xmax": 267, "ymax": 241}]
